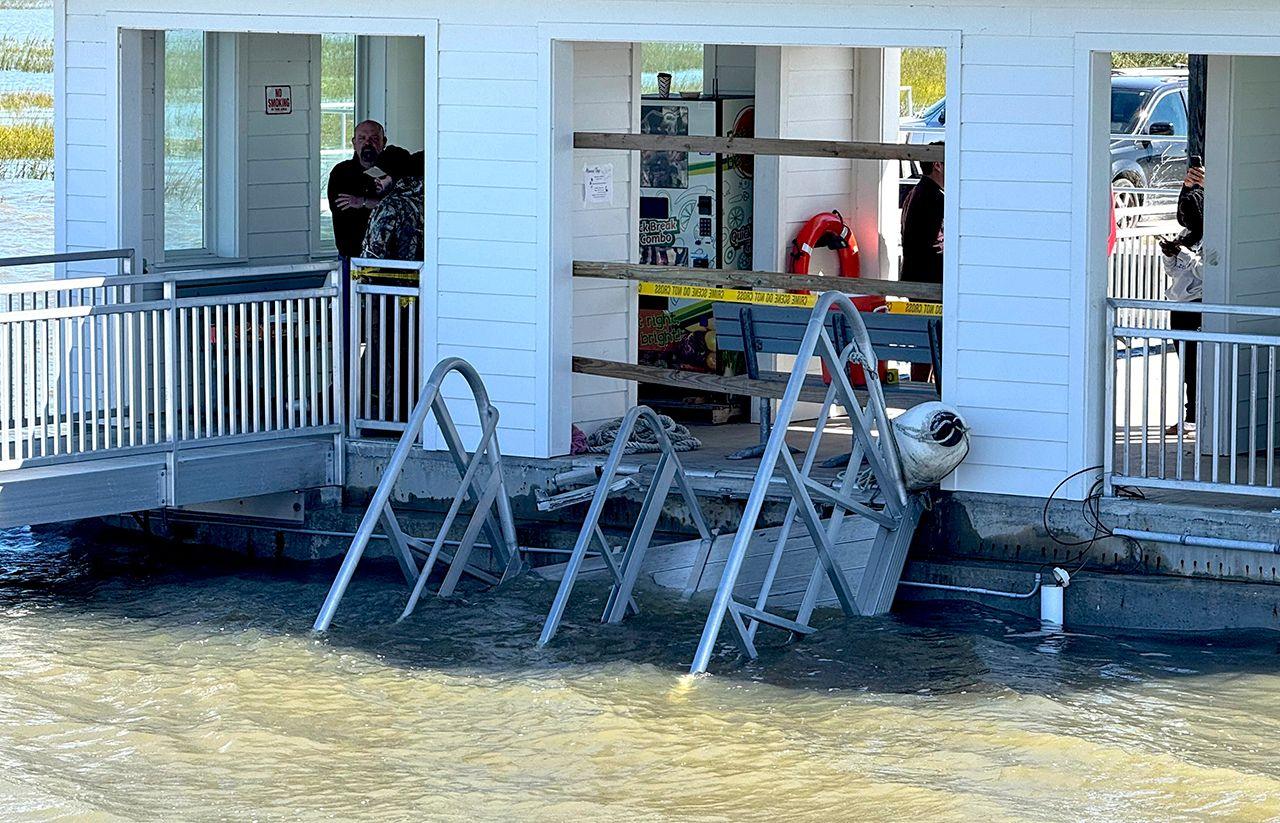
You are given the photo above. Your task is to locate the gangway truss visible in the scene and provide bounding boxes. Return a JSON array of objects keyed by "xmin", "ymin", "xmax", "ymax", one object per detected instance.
[
  {"xmin": 312, "ymin": 357, "xmax": 523, "ymax": 631},
  {"xmin": 533, "ymin": 292, "xmax": 926, "ymax": 674},
  {"xmin": 689, "ymin": 291, "xmax": 924, "ymax": 673},
  {"xmin": 537, "ymin": 405, "xmax": 717, "ymax": 646}
]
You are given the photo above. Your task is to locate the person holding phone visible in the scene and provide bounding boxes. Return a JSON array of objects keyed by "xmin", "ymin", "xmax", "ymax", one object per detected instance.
[{"xmin": 1164, "ymin": 155, "xmax": 1205, "ymax": 435}]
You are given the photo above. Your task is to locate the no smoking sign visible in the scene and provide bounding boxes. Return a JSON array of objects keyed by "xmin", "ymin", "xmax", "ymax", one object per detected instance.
[{"xmin": 265, "ymin": 85, "xmax": 292, "ymax": 115}]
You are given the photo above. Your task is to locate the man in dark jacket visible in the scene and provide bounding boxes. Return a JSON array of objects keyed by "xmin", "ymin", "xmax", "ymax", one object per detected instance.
[
  {"xmin": 327, "ymin": 120, "xmax": 388, "ymax": 258},
  {"xmin": 901, "ymin": 143, "xmax": 945, "ymax": 285}
]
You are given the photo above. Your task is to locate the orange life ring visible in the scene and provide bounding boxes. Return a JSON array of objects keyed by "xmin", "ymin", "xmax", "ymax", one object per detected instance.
[
  {"xmin": 788, "ymin": 211, "xmax": 888, "ymax": 386},
  {"xmin": 789, "ymin": 210, "xmax": 861, "ymax": 280}
]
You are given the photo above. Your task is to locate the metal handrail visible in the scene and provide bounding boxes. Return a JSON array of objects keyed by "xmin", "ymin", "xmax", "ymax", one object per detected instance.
[
  {"xmin": 1109, "ymin": 298, "xmax": 1280, "ymax": 319},
  {"xmin": 689, "ymin": 291, "xmax": 923, "ymax": 674},
  {"xmin": 0, "ymin": 248, "xmax": 136, "ymax": 272}
]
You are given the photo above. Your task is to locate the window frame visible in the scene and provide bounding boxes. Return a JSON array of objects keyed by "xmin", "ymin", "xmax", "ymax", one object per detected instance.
[
  {"xmin": 156, "ymin": 30, "xmax": 245, "ymax": 267},
  {"xmin": 311, "ymin": 33, "xmax": 359, "ymax": 259},
  {"xmin": 1146, "ymin": 88, "xmax": 1189, "ymax": 137}
]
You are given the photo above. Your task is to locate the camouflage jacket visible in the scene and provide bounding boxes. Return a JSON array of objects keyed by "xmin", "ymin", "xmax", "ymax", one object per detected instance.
[{"xmin": 362, "ymin": 177, "xmax": 424, "ymax": 262}]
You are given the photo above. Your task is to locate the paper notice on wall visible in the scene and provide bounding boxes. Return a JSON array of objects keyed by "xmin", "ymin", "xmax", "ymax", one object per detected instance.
[{"xmin": 583, "ymin": 163, "xmax": 613, "ymax": 205}]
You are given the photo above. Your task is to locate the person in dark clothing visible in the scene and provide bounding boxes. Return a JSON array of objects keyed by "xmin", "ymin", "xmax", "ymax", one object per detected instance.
[
  {"xmin": 1164, "ymin": 164, "xmax": 1205, "ymax": 433},
  {"xmin": 327, "ymin": 120, "xmax": 389, "ymax": 258},
  {"xmin": 901, "ymin": 142, "xmax": 945, "ymax": 285},
  {"xmin": 900, "ymin": 142, "xmax": 944, "ymax": 382},
  {"xmin": 362, "ymin": 146, "xmax": 424, "ymax": 262}
]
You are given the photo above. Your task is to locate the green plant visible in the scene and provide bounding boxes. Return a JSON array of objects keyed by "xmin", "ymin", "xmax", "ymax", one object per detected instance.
[
  {"xmin": 1113, "ymin": 52, "xmax": 1189, "ymax": 69},
  {"xmin": 0, "ymin": 91, "xmax": 53, "ymax": 112},
  {"xmin": 0, "ymin": 36, "xmax": 53, "ymax": 73},
  {"xmin": 0, "ymin": 122, "xmax": 53, "ymax": 160},
  {"xmin": 900, "ymin": 48, "xmax": 945, "ymax": 116}
]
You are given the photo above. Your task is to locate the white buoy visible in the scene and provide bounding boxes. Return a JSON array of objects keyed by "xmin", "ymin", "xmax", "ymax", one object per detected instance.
[{"xmin": 891, "ymin": 402, "xmax": 970, "ymax": 491}]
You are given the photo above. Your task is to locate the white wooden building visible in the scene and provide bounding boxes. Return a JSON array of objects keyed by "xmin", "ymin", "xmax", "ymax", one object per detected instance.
[{"xmin": 26, "ymin": 0, "xmax": 1280, "ymax": 530}]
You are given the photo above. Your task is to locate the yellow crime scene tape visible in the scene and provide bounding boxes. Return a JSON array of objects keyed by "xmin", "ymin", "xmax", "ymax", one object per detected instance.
[
  {"xmin": 638, "ymin": 281, "xmax": 943, "ymax": 315},
  {"xmin": 887, "ymin": 300, "xmax": 943, "ymax": 316},
  {"xmin": 638, "ymin": 281, "xmax": 817, "ymax": 308}
]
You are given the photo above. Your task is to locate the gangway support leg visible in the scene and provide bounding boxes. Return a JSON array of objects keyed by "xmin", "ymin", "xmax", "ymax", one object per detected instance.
[
  {"xmin": 314, "ymin": 357, "xmax": 524, "ymax": 631},
  {"xmin": 538, "ymin": 406, "xmax": 713, "ymax": 646},
  {"xmin": 603, "ymin": 453, "xmax": 677, "ymax": 623}
]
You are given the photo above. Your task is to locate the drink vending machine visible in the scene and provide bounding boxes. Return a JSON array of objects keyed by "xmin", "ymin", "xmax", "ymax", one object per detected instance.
[{"xmin": 636, "ymin": 95, "xmax": 754, "ymax": 410}]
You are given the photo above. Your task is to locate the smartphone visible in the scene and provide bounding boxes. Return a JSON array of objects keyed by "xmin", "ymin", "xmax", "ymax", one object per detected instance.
[{"xmin": 1189, "ymin": 155, "xmax": 1204, "ymax": 169}]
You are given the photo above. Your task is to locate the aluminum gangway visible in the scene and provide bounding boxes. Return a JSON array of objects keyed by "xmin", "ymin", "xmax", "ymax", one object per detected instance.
[
  {"xmin": 534, "ymin": 291, "xmax": 925, "ymax": 674},
  {"xmin": 688, "ymin": 291, "xmax": 924, "ymax": 673},
  {"xmin": 312, "ymin": 357, "xmax": 523, "ymax": 631},
  {"xmin": 537, "ymin": 405, "xmax": 717, "ymax": 646},
  {"xmin": 0, "ymin": 250, "xmax": 345, "ymax": 529}
]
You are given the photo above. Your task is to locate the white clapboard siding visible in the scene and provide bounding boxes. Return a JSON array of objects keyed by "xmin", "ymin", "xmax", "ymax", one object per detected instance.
[
  {"xmin": 571, "ymin": 41, "xmax": 637, "ymax": 434},
  {"xmin": 777, "ymin": 46, "xmax": 855, "ymax": 264},
  {"xmin": 948, "ymin": 31, "xmax": 1077, "ymax": 497},
  {"xmin": 243, "ymin": 34, "xmax": 314, "ymax": 265},
  {"xmin": 60, "ymin": 13, "xmax": 112, "ymax": 273},
  {"xmin": 1219, "ymin": 56, "xmax": 1280, "ymax": 451},
  {"xmin": 435, "ymin": 22, "xmax": 546, "ymax": 455}
]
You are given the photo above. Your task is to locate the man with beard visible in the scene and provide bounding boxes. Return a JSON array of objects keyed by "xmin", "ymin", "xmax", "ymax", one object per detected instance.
[
  {"xmin": 327, "ymin": 120, "xmax": 389, "ymax": 258},
  {"xmin": 362, "ymin": 147, "xmax": 424, "ymax": 262}
]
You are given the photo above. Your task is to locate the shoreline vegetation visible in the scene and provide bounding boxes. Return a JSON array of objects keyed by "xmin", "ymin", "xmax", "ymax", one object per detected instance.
[{"xmin": 0, "ymin": 0, "xmax": 54, "ymax": 180}]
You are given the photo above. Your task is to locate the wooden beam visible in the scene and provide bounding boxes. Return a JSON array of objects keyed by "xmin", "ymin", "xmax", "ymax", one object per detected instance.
[
  {"xmin": 573, "ymin": 356, "xmax": 834, "ymax": 404},
  {"xmin": 574, "ymin": 132, "xmax": 944, "ymax": 163},
  {"xmin": 572, "ymin": 260, "xmax": 943, "ymax": 303}
]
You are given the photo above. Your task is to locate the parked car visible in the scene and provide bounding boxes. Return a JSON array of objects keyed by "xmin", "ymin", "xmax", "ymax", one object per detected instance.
[{"xmin": 899, "ymin": 70, "xmax": 1190, "ymax": 216}]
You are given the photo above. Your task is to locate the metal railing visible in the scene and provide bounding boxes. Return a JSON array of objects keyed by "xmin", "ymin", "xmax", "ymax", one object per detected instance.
[
  {"xmin": 1106, "ymin": 298, "xmax": 1280, "ymax": 497},
  {"xmin": 1108, "ymin": 220, "xmax": 1179, "ymax": 331},
  {"xmin": 348, "ymin": 258, "xmax": 422, "ymax": 436},
  {"xmin": 0, "ymin": 254, "xmax": 343, "ymax": 470}
]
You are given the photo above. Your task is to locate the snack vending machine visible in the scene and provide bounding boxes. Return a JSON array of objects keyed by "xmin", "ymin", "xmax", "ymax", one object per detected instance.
[{"xmin": 637, "ymin": 95, "xmax": 754, "ymax": 392}]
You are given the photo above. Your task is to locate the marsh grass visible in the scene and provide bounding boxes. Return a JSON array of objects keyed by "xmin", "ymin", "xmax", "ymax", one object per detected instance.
[
  {"xmin": 0, "ymin": 36, "xmax": 53, "ymax": 73},
  {"xmin": 901, "ymin": 48, "xmax": 945, "ymax": 115},
  {"xmin": 640, "ymin": 42, "xmax": 703, "ymax": 94},
  {"xmin": 0, "ymin": 91, "xmax": 52, "ymax": 112},
  {"xmin": 0, "ymin": 122, "xmax": 52, "ymax": 159}
]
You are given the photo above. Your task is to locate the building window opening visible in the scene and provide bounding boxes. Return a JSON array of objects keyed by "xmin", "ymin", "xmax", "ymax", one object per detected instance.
[
  {"xmin": 318, "ymin": 34, "xmax": 357, "ymax": 251},
  {"xmin": 162, "ymin": 30, "xmax": 207, "ymax": 254}
]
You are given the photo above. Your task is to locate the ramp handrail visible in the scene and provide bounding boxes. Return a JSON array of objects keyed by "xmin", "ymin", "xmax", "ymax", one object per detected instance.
[
  {"xmin": 312, "ymin": 357, "xmax": 522, "ymax": 631},
  {"xmin": 1, "ymin": 262, "xmax": 344, "ymax": 471}
]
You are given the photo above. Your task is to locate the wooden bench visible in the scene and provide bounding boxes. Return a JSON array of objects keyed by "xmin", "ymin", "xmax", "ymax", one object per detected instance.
[{"xmin": 712, "ymin": 301, "xmax": 941, "ymax": 459}]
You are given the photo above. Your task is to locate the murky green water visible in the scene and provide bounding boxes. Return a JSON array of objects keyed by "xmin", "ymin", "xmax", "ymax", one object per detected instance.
[{"xmin": 2, "ymin": 526, "xmax": 1279, "ymax": 821}]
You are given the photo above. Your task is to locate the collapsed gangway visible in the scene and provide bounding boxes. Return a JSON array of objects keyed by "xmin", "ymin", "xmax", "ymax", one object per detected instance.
[
  {"xmin": 538, "ymin": 291, "xmax": 929, "ymax": 673},
  {"xmin": 317, "ymin": 293, "xmax": 947, "ymax": 675},
  {"xmin": 0, "ymin": 250, "xmax": 346, "ymax": 529}
]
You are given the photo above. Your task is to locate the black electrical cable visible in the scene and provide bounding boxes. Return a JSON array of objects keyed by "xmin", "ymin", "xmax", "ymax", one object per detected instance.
[{"xmin": 1040, "ymin": 466, "xmax": 1142, "ymax": 578}]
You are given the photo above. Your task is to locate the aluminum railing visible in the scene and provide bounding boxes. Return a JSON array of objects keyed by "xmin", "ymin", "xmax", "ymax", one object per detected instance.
[
  {"xmin": 0, "ymin": 255, "xmax": 343, "ymax": 470},
  {"xmin": 1106, "ymin": 298, "xmax": 1280, "ymax": 497},
  {"xmin": 1108, "ymin": 220, "xmax": 1179, "ymax": 331},
  {"xmin": 348, "ymin": 258, "xmax": 422, "ymax": 437}
]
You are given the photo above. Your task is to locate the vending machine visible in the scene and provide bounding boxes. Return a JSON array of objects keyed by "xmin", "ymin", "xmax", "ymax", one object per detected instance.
[{"xmin": 637, "ymin": 95, "xmax": 754, "ymax": 390}]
